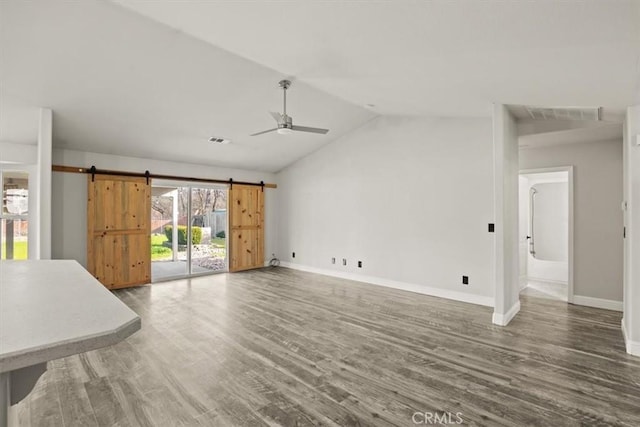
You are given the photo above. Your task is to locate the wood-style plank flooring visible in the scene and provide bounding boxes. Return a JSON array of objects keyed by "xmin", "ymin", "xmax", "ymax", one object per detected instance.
[{"xmin": 16, "ymin": 268, "xmax": 640, "ymax": 426}]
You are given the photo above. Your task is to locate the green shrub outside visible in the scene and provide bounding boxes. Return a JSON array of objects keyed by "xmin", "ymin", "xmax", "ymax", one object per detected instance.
[
  {"xmin": 164, "ymin": 225, "xmax": 202, "ymax": 245},
  {"xmin": 216, "ymin": 230, "xmax": 226, "ymax": 239},
  {"xmin": 151, "ymin": 245, "xmax": 172, "ymax": 256}
]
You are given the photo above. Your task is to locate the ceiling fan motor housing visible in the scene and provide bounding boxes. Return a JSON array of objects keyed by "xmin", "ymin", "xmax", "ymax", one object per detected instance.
[{"xmin": 279, "ymin": 114, "xmax": 293, "ymax": 129}]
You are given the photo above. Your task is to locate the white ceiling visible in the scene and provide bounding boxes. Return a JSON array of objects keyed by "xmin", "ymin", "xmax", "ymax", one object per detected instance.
[
  {"xmin": 1, "ymin": 0, "xmax": 638, "ymax": 172},
  {"xmin": 115, "ymin": 0, "xmax": 640, "ymax": 117},
  {"xmin": 0, "ymin": 0, "xmax": 375, "ymax": 172},
  {"xmin": 0, "ymin": 97, "xmax": 40, "ymax": 146}
]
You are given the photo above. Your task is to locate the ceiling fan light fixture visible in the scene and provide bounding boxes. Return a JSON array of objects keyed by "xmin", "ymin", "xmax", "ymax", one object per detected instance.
[{"xmin": 277, "ymin": 127, "xmax": 293, "ymax": 135}]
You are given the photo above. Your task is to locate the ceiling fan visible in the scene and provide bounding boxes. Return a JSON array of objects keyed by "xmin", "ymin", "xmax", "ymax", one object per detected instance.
[{"xmin": 251, "ymin": 80, "xmax": 329, "ymax": 136}]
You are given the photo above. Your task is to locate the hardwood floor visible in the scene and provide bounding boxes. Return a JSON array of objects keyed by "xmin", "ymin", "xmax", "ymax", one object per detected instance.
[{"xmin": 16, "ymin": 267, "xmax": 640, "ymax": 426}]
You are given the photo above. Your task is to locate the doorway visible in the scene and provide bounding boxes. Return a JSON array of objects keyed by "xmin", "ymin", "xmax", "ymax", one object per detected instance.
[
  {"xmin": 150, "ymin": 180, "xmax": 228, "ymax": 282},
  {"xmin": 518, "ymin": 167, "xmax": 573, "ymax": 302}
]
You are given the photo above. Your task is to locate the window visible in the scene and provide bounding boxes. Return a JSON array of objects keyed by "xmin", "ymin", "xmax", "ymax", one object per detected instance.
[{"xmin": 1, "ymin": 171, "xmax": 29, "ymax": 260}]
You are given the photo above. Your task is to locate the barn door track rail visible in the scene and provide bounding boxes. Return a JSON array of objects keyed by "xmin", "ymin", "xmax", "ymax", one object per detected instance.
[{"xmin": 52, "ymin": 165, "xmax": 277, "ymax": 189}]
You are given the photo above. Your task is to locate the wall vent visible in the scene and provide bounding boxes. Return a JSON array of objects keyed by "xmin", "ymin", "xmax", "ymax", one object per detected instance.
[
  {"xmin": 523, "ymin": 106, "xmax": 602, "ymax": 121},
  {"xmin": 208, "ymin": 136, "xmax": 231, "ymax": 144}
]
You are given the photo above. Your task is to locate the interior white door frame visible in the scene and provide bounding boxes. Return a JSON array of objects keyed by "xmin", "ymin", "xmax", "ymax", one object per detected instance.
[{"xmin": 519, "ymin": 166, "xmax": 574, "ymax": 303}]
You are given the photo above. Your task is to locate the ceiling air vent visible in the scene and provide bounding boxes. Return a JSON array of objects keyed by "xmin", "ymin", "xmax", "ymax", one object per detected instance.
[
  {"xmin": 208, "ymin": 136, "xmax": 231, "ymax": 144},
  {"xmin": 523, "ymin": 106, "xmax": 602, "ymax": 121}
]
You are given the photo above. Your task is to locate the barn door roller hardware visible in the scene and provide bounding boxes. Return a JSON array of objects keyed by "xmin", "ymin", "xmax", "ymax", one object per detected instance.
[{"xmin": 51, "ymin": 165, "xmax": 277, "ymax": 189}]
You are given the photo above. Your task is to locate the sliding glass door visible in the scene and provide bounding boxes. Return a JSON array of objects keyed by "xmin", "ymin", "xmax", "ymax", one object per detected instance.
[
  {"xmin": 189, "ymin": 187, "xmax": 228, "ymax": 274},
  {"xmin": 150, "ymin": 181, "xmax": 228, "ymax": 282}
]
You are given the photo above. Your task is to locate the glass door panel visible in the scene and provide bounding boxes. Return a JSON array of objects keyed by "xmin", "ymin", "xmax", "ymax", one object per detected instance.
[
  {"xmin": 150, "ymin": 185, "xmax": 189, "ymax": 281},
  {"xmin": 190, "ymin": 187, "xmax": 227, "ymax": 274}
]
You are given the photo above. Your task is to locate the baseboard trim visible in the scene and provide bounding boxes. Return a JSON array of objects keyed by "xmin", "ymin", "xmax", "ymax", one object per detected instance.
[
  {"xmin": 492, "ymin": 300, "xmax": 521, "ymax": 326},
  {"xmin": 621, "ymin": 319, "xmax": 640, "ymax": 357},
  {"xmin": 280, "ymin": 262, "xmax": 494, "ymax": 307},
  {"xmin": 572, "ymin": 295, "xmax": 623, "ymax": 312}
]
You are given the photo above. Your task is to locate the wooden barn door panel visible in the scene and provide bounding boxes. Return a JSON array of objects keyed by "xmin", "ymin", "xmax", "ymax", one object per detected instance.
[
  {"xmin": 229, "ymin": 185, "xmax": 264, "ymax": 272},
  {"xmin": 88, "ymin": 175, "xmax": 150, "ymax": 289},
  {"xmin": 230, "ymin": 228, "xmax": 259, "ymax": 272},
  {"xmin": 90, "ymin": 234, "xmax": 149, "ymax": 288}
]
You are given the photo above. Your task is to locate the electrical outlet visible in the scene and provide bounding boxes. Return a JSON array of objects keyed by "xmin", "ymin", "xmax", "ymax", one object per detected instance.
[
  {"xmin": 331, "ymin": 257, "xmax": 336, "ymax": 264},
  {"xmin": 292, "ymin": 252, "xmax": 295, "ymax": 258},
  {"xmin": 342, "ymin": 258, "xmax": 347, "ymax": 266},
  {"xmin": 462, "ymin": 276, "xmax": 469, "ymax": 285},
  {"xmin": 358, "ymin": 261, "xmax": 362, "ymax": 268}
]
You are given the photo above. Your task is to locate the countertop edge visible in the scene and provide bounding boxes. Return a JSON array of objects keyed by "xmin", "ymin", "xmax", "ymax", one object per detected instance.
[{"xmin": 0, "ymin": 316, "xmax": 141, "ymax": 373}]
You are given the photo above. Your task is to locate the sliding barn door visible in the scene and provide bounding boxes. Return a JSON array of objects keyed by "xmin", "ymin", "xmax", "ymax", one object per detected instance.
[
  {"xmin": 229, "ymin": 184, "xmax": 264, "ymax": 272},
  {"xmin": 87, "ymin": 174, "xmax": 151, "ymax": 289}
]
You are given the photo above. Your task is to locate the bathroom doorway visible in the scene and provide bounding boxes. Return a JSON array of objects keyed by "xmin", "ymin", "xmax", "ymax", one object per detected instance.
[{"xmin": 519, "ymin": 167, "xmax": 573, "ymax": 302}]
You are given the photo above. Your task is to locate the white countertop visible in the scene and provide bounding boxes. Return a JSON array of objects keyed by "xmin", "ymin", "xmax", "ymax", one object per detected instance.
[{"xmin": 0, "ymin": 260, "xmax": 141, "ymax": 373}]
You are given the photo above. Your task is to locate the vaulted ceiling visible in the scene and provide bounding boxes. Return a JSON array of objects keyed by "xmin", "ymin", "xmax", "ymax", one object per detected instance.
[
  {"xmin": 0, "ymin": 0, "xmax": 375, "ymax": 172},
  {"xmin": 1, "ymin": 0, "xmax": 638, "ymax": 172}
]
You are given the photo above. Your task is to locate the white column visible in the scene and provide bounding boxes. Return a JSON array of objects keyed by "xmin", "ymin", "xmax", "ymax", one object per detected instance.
[
  {"xmin": 37, "ymin": 108, "xmax": 52, "ymax": 260},
  {"xmin": 492, "ymin": 104, "xmax": 521, "ymax": 326},
  {"xmin": 623, "ymin": 105, "xmax": 640, "ymax": 356}
]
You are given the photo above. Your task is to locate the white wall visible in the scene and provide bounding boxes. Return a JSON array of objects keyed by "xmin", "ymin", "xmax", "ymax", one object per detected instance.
[
  {"xmin": 0, "ymin": 142, "xmax": 36, "ymax": 164},
  {"xmin": 276, "ymin": 116, "xmax": 495, "ymax": 306},
  {"xmin": 51, "ymin": 149, "xmax": 277, "ymax": 269},
  {"xmin": 520, "ymin": 139, "xmax": 623, "ymax": 302},
  {"xmin": 623, "ymin": 105, "xmax": 640, "ymax": 355},
  {"xmin": 493, "ymin": 105, "xmax": 521, "ymax": 324}
]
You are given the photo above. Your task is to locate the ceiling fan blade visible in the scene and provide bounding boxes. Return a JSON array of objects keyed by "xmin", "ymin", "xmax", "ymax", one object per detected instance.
[
  {"xmin": 250, "ymin": 128, "xmax": 278, "ymax": 136},
  {"xmin": 291, "ymin": 125, "xmax": 329, "ymax": 135},
  {"xmin": 269, "ymin": 111, "xmax": 283, "ymax": 123}
]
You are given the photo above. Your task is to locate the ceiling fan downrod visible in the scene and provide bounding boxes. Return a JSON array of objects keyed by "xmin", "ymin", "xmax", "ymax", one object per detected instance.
[{"xmin": 279, "ymin": 79, "xmax": 291, "ymax": 116}]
